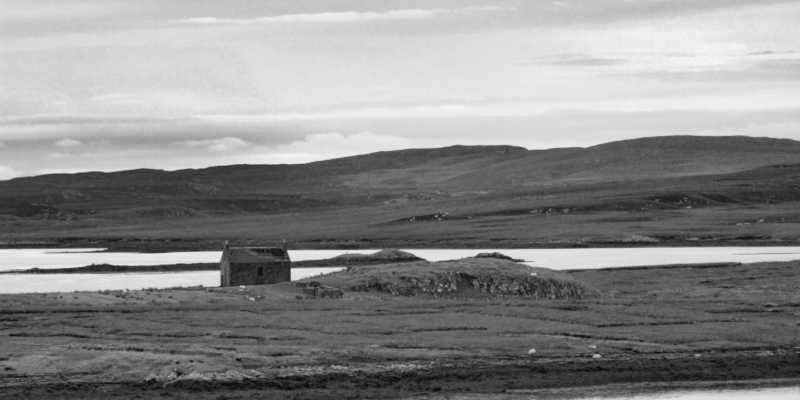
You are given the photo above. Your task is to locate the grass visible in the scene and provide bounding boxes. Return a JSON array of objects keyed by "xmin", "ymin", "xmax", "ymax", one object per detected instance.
[
  {"xmin": 0, "ymin": 260, "xmax": 799, "ymax": 399},
  {"xmin": 0, "ymin": 260, "xmax": 798, "ymax": 379}
]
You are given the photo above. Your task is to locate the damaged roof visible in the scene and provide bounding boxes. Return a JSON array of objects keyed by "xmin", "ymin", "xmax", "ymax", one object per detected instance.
[{"xmin": 221, "ymin": 247, "xmax": 290, "ymax": 264}]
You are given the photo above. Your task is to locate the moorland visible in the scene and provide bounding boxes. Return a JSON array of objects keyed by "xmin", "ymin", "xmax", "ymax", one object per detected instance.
[
  {"xmin": 1, "ymin": 135, "xmax": 800, "ymax": 251},
  {"xmin": 2, "ymin": 135, "xmax": 800, "ymax": 399},
  {"xmin": 1, "ymin": 257, "xmax": 799, "ymax": 399}
]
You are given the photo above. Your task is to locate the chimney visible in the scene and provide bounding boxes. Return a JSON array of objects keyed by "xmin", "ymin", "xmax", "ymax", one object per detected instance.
[
  {"xmin": 223, "ymin": 240, "xmax": 229, "ymax": 251},
  {"xmin": 281, "ymin": 238, "xmax": 287, "ymax": 252}
]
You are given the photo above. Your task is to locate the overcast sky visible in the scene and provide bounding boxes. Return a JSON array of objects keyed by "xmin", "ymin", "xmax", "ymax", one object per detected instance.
[{"xmin": 1, "ymin": 0, "xmax": 799, "ymax": 179}]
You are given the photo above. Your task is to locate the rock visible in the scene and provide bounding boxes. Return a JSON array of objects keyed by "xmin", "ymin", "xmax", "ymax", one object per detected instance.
[
  {"xmin": 350, "ymin": 284, "xmax": 369, "ymax": 292},
  {"xmin": 587, "ymin": 345, "xmax": 597, "ymax": 350},
  {"xmin": 592, "ymin": 354, "xmax": 602, "ymax": 359},
  {"xmin": 762, "ymin": 303, "xmax": 779, "ymax": 308},
  {"xmin": 528, "ymin": 349, "xmax": 536, "ymax": 356},
  {"xmin": 303, "ymin": 283, "xmax": 344, "ymax": 298}
]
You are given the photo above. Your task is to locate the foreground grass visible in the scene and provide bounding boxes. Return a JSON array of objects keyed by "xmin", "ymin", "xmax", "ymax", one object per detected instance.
[{"xmin": 0, "ymin": 260, "xmax": 799, "ymax": 399}]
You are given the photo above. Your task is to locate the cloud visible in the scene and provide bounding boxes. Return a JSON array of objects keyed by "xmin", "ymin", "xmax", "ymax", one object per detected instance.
[
  {"xmin": 538, "ymin": 0, "xmax": 800, "ymax": 25},
  {"xmin": 48, "ymin": 152, "xmax": 72, "ymax": 160},
  {"xmin": 520, "ymin": 54, "xmax": 627, "ymax": 67},
  {"xmin": 0, "ymin": 2, "xmax": 118, "ymax": 21},
  {"xmin": 176, "ymin": 6, "xmax": 511, "ymax": 25},
  {"xmin": 55, "ymin": 138, "xmax": 82, "ymax": 147},
  {"xmin": 0, "ymin": 115, "xmax": 157, "ymax": 126},
  {"xmin": 631, "ymin": 57, "xmax": 800, "ymax": 82},
  {"xmin": 197, "ymin": 102, "xmax": 538, "ymax": 124},
  {"xmin": 277, "ymin": 131, "xmax": 414, "ymax": 159},
  {"xmin": 748, "ymin": 50, "xmax": 777, "ymax": 56},
  {"xmin": 0, "ymin": 166, "xmax": 21, "ymax": 180},
  {"xmin": 747, "ymin": 50, "xmax": 795, "ymax": 56},
  {"xmin": 92, "ymin": 93, "xmax": 141, "ymax": 105},
  {"xmin": 178, "ymin": 9, "xmax": 441, "ymax": 24},
  {"xmin": 174, "ymin": 137, "xmax": 250, "ymax": 152}
]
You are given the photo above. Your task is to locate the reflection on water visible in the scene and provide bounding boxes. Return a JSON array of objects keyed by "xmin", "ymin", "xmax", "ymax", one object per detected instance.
[
  {"xmin": 413, "ymin": 380, "xmax": 800, "ymax": 400},
  {"xmin": 1, "ymin": 247, "xmax": 799, "ymax": 293}
]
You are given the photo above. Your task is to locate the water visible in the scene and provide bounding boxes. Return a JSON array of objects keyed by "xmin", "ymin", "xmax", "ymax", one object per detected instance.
[{"xmin": 1, "ymin": 247, "xmax": 799, "ymax": 293}]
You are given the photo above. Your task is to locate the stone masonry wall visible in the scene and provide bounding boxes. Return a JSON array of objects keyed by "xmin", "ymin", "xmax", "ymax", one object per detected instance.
[{"xmin": 229, "ymin": 262, "xmax": 290, "ymax": 286}]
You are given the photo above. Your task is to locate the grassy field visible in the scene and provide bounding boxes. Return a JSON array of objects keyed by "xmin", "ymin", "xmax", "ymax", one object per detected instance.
[
  {"xmin": 3, "ymin": 199, "xmax": 800, "ymax": 252},
  {"xmin": 1, "ymin": 259, "xmax": 799, "ymax": 399}
]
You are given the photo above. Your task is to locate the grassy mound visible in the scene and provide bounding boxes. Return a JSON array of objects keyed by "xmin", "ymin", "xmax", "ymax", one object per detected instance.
[
  {"xmin": 293, "ymin": 249, "xmax": 423, "ymax": 268},
  {"xmin": 298, "ymin": 258, "xmax": 600, "ymax": 300},
  {"xmin": 331, "ymin": 249, "xmax": 422, "ymax": 261}
]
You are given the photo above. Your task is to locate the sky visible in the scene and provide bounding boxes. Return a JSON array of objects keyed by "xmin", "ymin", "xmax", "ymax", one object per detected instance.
[{"xmin": 1, "ymin": 0, "xmax": 799, "ymax": 179}]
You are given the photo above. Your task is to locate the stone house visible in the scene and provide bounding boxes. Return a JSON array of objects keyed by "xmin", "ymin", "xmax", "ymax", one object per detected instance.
[{"xmin": 219, "ymin": 241, "xmax": 291, "ymax": 286}]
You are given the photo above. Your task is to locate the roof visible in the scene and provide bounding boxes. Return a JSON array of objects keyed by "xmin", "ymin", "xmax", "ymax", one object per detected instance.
[{"xmin": 221, "ymin": 247, "xmax": 290, "ymax": 264}]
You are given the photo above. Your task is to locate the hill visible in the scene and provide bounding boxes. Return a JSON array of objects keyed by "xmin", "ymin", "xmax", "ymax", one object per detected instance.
[{"xmin": 1, "ymin": 135, "xmax": 799, "ymax": 248}]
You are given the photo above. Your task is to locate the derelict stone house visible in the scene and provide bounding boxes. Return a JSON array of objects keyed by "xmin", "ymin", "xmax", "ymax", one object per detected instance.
[{"xmin": 219, "ymin": 241, "xmax": 291, "ymax": 286}]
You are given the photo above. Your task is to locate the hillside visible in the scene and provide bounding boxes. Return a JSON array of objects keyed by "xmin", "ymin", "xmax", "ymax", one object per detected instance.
[{"xmin": 1, "ymin": 135, "xmax": 799, "ymax": 248}]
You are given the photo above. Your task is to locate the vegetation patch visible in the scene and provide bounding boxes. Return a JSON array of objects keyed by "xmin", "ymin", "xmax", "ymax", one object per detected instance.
[{"xmin": 297, "ymin": 258, "xmax": 601, "ymax": 300}]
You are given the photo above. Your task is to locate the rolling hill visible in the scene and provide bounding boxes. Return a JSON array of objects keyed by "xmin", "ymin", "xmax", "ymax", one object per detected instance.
[{"xmin": 1, "ymin": 135, "xmax": 799, "ymax": 248}]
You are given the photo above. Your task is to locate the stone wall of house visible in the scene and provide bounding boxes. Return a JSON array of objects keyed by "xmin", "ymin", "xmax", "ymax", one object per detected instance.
[
  {"xmin": 228, "ymin": 262, "xmax": 290, "ymax": 286},
  {"xmin": 220, "ymin": 259, "xmax": 230, "ymax": 286}
]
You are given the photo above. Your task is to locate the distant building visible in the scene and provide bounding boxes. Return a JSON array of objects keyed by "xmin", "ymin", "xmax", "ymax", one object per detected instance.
[{"xmin": 219, "ymin": 241, "xmax": 291, "ymax": 286}]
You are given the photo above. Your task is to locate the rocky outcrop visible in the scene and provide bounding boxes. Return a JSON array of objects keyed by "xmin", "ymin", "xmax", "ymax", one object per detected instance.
[
  {"xmin": 302, "ymin": 281, "xmax": 344, "ymax": 298},
  {"xmin": 300, "ymin": 258, "xmax": 600, "ymax": 300},
  {"xmin": 360, "ymin": 271, "xmax": 599, "ymax": 299}
]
